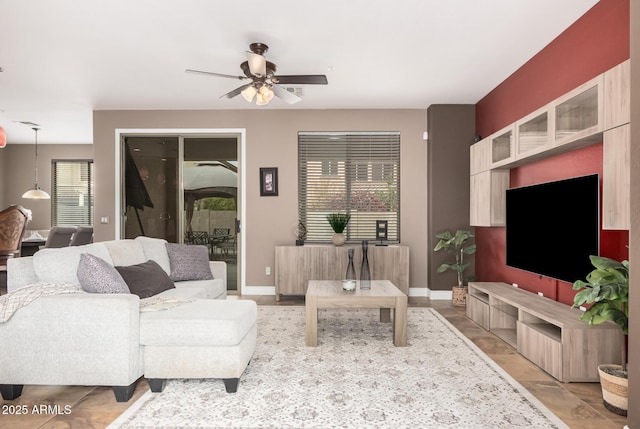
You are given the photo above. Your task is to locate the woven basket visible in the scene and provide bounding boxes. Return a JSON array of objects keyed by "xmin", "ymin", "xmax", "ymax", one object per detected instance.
[
  {"xmin": 598, "ymin": 364, "xmax": 628, "ymax": 416},
  {"xmin": 452, "ymin": 286, "xmax": 467, "ymax": 307}
]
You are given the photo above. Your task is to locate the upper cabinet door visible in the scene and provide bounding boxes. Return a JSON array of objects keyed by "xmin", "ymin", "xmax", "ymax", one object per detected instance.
[
  {"xmin": 490, "ymin": 124, "xmax": 516, "ymax": 169},
  {"xmin": 603, "ymin": 59, "xmax": 630, "ymax": 131},
  {"xmin": 553, "ymin": 75, "xmax": 603, "ymax": 148}
]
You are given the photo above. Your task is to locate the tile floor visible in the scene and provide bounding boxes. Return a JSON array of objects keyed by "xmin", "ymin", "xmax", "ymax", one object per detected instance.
[{"xmin": 0, "ymin": 294, "xmax": 628, "ymax": 429}]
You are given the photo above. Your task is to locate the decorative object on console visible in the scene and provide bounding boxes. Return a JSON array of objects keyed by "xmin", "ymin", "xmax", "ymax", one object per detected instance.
[
  {"xmin": 342, "ymin": 248, "xmax": 356, "ymax": 291},
  {"xmin": 375, "ymin": 220, "xmax": 388, "ymax": 246},
  {"xmin": 292, "ymin": 220, "xmax": 307, "ymax": 246},
  {"xmin": 22, "ymin": 127, "xmax": 50, "ymax": 200},
  {"xmin": 572, "ymin": 255, "xmax": 629, "ymax": 416},
  {"xmin": 326, "ymin": 212, "xmax": 350, "ymax": 246},
  {"xmin": 434, "ymin": 229, "xmax": 476, "ymax": 307},
  {"xmin": 360, "ymin": 240, "xmax": 371, "ymax": 290}
]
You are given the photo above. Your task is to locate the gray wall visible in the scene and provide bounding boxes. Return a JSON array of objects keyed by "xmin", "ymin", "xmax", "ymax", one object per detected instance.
[
  {"xmin": 0, "ymin": 144, "xmax": 93, "ymax": 229},
  {"xmin": 427, "ymin": 105, "xmax": 475, "ymax": 291},
  {"xmin": 93, "ymin": 109, "xmax": 431, "ymax": 291}
]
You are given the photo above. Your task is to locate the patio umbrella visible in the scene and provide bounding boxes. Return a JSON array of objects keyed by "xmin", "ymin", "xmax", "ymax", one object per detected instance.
[{"xmin": 124, "ymin": 140, "xmax": 154, "ymax": 235}]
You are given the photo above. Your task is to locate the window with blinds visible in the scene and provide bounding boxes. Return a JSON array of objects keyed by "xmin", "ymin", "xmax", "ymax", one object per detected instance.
[
  {"xmin": 52, "ymin": 160, "xmax": 94, "ymax": 226},
  {"xmin": 298, "ymin": 132, "xmax": 400, "ymax": 243}
]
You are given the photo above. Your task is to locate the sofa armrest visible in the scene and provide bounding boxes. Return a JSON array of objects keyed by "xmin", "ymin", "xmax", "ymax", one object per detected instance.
[
  {"xmin": 210, "ymin": 261, "xmax": 227, "ymax": 284},
  {"xmin": 0, "ymin": 293, "xmax": 143, "ymax": 386},
  {"xmin": 6, "ymin": 257, "xmax": 38, "ymax": 292}
]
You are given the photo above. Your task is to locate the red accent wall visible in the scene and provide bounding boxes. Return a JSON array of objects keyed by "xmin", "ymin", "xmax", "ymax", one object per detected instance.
[{"xmin": 474, "ymin": 0, "xmax": 630, "ymax": 305}]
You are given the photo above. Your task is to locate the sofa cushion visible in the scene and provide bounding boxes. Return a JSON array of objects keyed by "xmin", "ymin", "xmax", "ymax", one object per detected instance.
[
  {"xmin": 165, "ymin": 243, "xmax": 213, "ymax": 282},
  {"xmin": 139, "ymin": 300, "xmax": 257, "ymax": 347},
  {"xmin": 115, "ymin": 260, "xmax": 175, "ymax": 299},
  {"xmin": 135, "ymin": 236, "xmax": 172, "ymax": 275},
  {"xmin": 103, "ymin": 239, "xmax": 146, "ymax": 266},
  {"xmin": 77, "ymin": 253, "xmax": 130, "ymax": 294},
  {"xmin": 33, "ymin": 243, "xmax": 112, "ymax": 285}
]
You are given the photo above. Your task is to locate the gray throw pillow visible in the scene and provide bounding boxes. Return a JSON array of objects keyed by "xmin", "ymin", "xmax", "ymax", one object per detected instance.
[
  {"xmin": 115, "ymin": 260, "xmax": 175, "ymax": 299},
  {"xmin": 77, "ymin": 253, "xmax": 130, "ymax": 294},
  {"xmin": 165, "ymin": 243, "xmax": 214, "ymax": 281}
]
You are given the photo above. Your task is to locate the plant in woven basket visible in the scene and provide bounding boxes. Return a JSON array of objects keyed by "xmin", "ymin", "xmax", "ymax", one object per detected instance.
[
  {"xmin": 433, "ymin": 229, "xmax": 476, "ymax": 288},
  {"xmin": 572, "ymin": 255, "xmax": 629, "ymax": 415}
]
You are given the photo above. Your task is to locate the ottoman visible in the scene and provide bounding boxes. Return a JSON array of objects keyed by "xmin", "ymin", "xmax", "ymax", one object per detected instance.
[{"xmin": 140, "ymin": 299, "xmax": 257, "ymax": 393}]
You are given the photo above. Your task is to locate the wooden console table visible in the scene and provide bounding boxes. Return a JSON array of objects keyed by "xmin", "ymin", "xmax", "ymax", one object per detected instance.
[
  {"xmin": 467, "ymin": 282, "xmax": 623, "ymax": 382},
  {"xmin": 275, "ymin": 245, "xmax": 409, "ymax": 301}
]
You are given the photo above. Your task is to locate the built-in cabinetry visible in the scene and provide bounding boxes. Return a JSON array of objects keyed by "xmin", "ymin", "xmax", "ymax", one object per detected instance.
[
  {"xmin": 467, "ymin": 282, "xmax": 623, "ymax": 382},
  {"xmin": 469, "ymin": 59, "xmax": 630, "ymax": 229},
  {"xmin": 274, "ymin": 245, "xmax": 409, "ymax": 301}
]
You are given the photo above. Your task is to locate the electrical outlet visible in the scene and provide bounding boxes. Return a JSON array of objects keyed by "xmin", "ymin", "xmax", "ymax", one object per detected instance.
[
  {"xmin": 265, "ymin": 267, "xmax": 271, "ymax": 276},
  {"xmin": 537, "ymin": 292, "xmax": 544, "ymax": 297},
  {"xmin": 100, "ymin": 216, "xmax": 109, "ymax": 224},
  {"xmin": 512, "ymin": 283, "xmax": 518, "ymax": 288},
  {"xmin": 579, "ymin": 306, "xmax": 587, "ymax": 312}
]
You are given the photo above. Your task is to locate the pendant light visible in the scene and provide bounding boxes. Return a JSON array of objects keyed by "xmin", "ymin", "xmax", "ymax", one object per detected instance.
[{"xmin": 22, "ymin": 127, "xmax": 51, "ymax": 199}]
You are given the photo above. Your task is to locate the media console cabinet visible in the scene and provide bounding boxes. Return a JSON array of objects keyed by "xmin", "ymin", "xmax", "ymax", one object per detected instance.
[
  {"xmin": 467, "ymin": 282, "xmax": 623, "ymax": 382},
  {"xmin": 275, "ymin": 245, "xmax": 409, "ymax": 301}
]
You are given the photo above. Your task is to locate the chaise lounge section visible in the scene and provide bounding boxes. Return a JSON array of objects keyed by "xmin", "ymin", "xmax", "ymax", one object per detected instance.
[{"xmin": 0, "ymin": 236, "xmax": 256, "ymax": 402}]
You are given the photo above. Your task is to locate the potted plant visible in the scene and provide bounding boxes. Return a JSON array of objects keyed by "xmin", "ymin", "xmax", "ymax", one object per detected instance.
[
  {"xmin": 572, "ymin": 255, "xmax": 629, "ymax": 416},
  {"xmin": 326, "ymin": 213, "xmax": 351, "ymax": 246},
  {"xmin": 433, "ymin": 229, "xmax": 476, "ymax": 306}
]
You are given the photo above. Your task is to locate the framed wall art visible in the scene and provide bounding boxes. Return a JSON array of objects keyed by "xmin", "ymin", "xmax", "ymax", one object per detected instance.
[{"xmin": 260, "ymin": 167, "xmax": 278, "ymax": 196}]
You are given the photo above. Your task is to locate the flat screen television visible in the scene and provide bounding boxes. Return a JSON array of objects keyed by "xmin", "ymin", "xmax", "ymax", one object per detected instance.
[{"xmin": 506, "ymin": 174, "xmax": 599, "ymax": 283}]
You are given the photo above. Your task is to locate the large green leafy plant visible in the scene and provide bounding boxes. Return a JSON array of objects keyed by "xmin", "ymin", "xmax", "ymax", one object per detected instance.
[
  {"xmin": 572, "ymin": 255, "xmax": 629, "ymax": 370},
  {"xmin": 433, "ymin": 230, "xmax": 476, "ymax": 288}
]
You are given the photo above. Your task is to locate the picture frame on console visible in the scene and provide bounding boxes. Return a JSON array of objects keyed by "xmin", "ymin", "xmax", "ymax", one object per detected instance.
[{"xmin": 260, "ymin": 167, "xmax": 278, "ymax": 196}]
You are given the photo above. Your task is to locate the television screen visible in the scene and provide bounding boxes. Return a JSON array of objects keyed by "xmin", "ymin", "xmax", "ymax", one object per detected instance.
[{"xmin": 506, "ymin": 174, "xmax": 599, "ymax": 283}]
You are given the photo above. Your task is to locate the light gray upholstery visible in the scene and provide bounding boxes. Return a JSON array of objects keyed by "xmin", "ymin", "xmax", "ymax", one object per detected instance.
[{"xmin": 1, "ymin": 238, "xmax": 235, "ymax": 402}]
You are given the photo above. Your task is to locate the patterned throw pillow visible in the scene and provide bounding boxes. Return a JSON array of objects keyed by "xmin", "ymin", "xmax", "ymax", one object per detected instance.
[
  {"xmin": 115, "ymin": 260, "xmax": 175, "ymax": 299},
  {"xmin": 165, "ymin": 243, "xmax": 214, "ymax": 282},
  {"xmin": 77, "ymin": 253, "xmax": 130, "ymax": 294}
]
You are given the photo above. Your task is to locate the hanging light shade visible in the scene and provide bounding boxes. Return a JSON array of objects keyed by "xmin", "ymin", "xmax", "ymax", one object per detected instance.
[
  {"xmin": 241, "ymin": 85, "xmax": 257, "ymax": 102},
  {"xmin": 22, "ymin": 127, "xmax": 50, "ymax": 200}
]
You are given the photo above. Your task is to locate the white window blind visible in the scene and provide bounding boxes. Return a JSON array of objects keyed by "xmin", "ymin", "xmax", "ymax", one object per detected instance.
[
  {"xmin": 298, "ymin": 132, "xmax": 400, "ymax": 243},
  {"xmin": 52, "ymin": 160, "xmax": 94, "ymax": 226}
]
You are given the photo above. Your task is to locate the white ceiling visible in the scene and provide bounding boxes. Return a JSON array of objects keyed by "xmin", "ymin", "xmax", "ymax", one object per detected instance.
[{"xmin": 0, "ymin": 0, "xmax": 598, "ymax": 145}]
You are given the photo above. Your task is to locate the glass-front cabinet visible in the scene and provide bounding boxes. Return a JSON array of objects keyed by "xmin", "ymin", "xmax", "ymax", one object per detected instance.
[
  {"xmin": 553, "ymin": 75, "xmax": 603, "ymax": 146},
  {"xmin": 516, "ymin": 108, "xmax": 550, "ymax": 160},
  {"xmin": 490, "ymin": 125, "xmax": 515, "ymax": 168}
]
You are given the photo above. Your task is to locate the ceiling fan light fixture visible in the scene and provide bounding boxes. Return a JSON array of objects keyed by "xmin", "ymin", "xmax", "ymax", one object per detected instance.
[
  {"xmin": 255, "ymin": 92, "xmax": 268, "ymax": 106},
  {"xmin": 241, "ymin": 85, "xmax": 257, "ymax": 102},
  {"xmin": 260, "ymin": 85, "xmax": 274, "ymax": 102}
]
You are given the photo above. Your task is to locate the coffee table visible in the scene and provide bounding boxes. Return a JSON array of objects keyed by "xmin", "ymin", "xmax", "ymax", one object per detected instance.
[{"xmin": 305, "ymin": 280, "xmax": 407, "ymax": 347}]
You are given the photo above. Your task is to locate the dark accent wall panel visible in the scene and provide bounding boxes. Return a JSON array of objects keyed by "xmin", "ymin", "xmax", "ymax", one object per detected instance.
[{"xmin": 427, "ymin": 105, "xmax": 475, "ymax": 291}]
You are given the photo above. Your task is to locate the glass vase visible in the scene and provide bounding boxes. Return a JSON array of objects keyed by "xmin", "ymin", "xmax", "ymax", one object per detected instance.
[
  {"xmin": 360, "ymin": 240, "xmax": 371, "ymax": 290},
  {"xmin": 346, "ymin": 248, "xmax": 356, "ymax": 280}
]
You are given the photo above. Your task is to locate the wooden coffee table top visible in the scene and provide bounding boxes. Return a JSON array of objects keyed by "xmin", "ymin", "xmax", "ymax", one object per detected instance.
[{"xmin": 307, "ymin": 280, "xmax": 404, "ymax": 300}]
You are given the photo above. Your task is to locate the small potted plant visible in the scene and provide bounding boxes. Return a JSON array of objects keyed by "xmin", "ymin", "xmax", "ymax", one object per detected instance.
[
  {"xmin": 433, "ymin": 229, "xmax": 476, "ymax": 306},
  {"xmin": 572, "ymin": 255, "xmax": 629, "ymax": 416},
  {"xmin": 326, "ymin": 213, "xmax": 351, "ymax": 246}
]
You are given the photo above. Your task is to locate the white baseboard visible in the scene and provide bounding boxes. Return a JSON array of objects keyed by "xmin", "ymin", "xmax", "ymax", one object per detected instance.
[
  {"xmin": 428, "ymin": 289, "xmax": 453, "ymax": 300},
  {"xmin": 408, "ymin": 287, "xmax": 428, "ymax": 297},
  {"xmin": 242, "ymin": 285, "xmax": 275, "ymax": 296}
]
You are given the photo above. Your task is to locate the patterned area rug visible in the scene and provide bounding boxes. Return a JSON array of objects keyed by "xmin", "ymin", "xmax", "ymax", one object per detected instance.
[{"xmin": 109, "ymin": 307, "xmax": 568, "ymax": 429}]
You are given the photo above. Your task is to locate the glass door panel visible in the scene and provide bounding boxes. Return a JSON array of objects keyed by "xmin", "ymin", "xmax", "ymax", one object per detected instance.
[{"xmin": 183, "ymin": 137, "xmax": 239, "ymax": 293}]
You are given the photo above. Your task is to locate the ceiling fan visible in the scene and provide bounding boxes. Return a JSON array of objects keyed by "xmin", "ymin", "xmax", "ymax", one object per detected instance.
[{"xmin": 185, "ymin": 43, "xmax": 328, "ymax": 105}]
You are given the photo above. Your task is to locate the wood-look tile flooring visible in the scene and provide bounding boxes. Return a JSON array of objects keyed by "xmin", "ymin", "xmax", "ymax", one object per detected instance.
[{"xmin": 0, "ymin": 295, "xmax": 628, "ymax": 429}]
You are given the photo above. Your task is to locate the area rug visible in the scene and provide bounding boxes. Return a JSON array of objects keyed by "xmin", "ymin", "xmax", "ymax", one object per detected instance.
[{"xmin": 109, "ymin": 307, "xmax": 568, "ymax": 429}]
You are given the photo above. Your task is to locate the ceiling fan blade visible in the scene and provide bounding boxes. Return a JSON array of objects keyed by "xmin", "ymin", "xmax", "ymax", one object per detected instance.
[
  {"xmin": 220, "ymin": 83, "xmax": 252, "ymax": 99},
  {"xmin": 271, "ymin": 84, "xmax": 302, "ymax": 104},
  {"xmin": 246, "ymin": 52, "xmax": 267, "ymax": 77},
  {"xmin": 274, "ymin": 75, "xmax": 328, "ymax": 85},
  {"xmin": 185, "ymin": 69, "xmax": 246, "ymax": 80}
]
